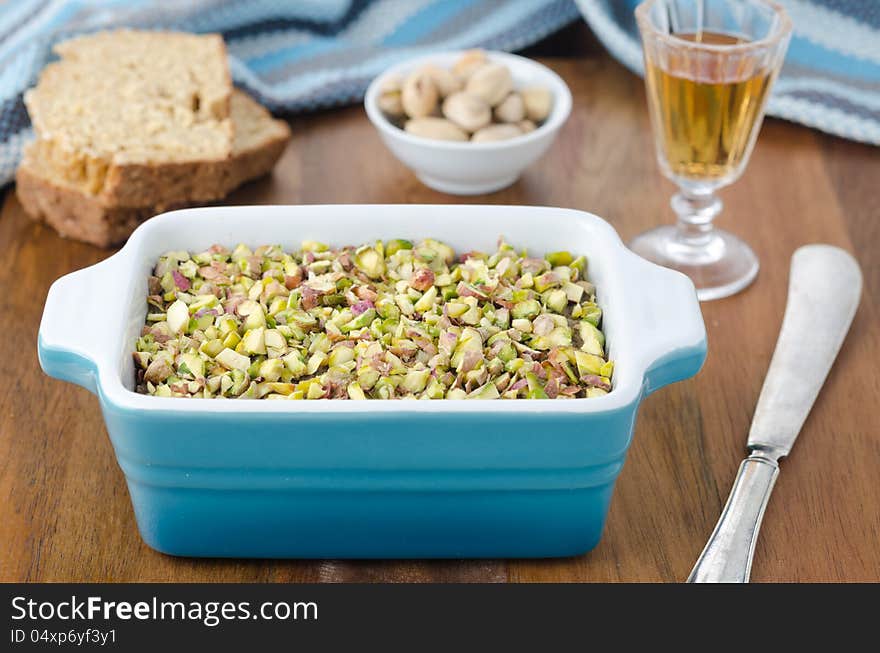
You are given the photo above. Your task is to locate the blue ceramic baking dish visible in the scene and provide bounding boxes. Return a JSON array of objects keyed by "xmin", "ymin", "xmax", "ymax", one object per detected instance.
[{"xmin": 38, "ymin": 205, "xmax": 706, "ymax": 558}]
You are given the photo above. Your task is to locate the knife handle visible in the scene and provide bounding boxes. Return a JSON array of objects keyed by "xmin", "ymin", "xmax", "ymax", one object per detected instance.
[{"xmin": 687, "ymin": 454, "xmax": 779, "ymax": 583}]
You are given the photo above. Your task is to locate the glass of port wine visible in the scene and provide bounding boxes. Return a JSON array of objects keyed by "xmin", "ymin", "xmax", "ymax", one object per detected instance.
[{"xmin": 632, "ymin": 0, "xmax": 791, "ymax": 300}]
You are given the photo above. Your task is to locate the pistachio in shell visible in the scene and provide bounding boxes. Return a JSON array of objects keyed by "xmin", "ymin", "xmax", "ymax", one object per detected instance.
[
  {"xmin": 401, "ymin": 70, "xmax": 439, "ymax": 118},
  {"xmin": 465, "ymin": 62, "xmax": 513, "ymax": 106},
  {"xmin": 521, "ymin": 86, "xmax": 553, "ymax": 122},
  {"xmin": 442, "ymin": 92, "xmax": 491, "ymax": 132},
  {"xmin": 377, "ymin": 75, "xmax": 405, "ymax": 118},
  {"xmin": 420, "ymin": 64, "xmax": 462, "ymax": 98},
  {"xmin": 405, "ymin": 117, "xmax": 468, "ymax": 141},
  {"xmin": 451, "ymin": 49, "xmax": 487, "ymax": 80},
  {"xmin": 494, "ymin": 92, "xmax": 525, "ymax": 123},
  {"xmin": 471, "ymin": 123, "xmax": 522, "ymax": 143}
]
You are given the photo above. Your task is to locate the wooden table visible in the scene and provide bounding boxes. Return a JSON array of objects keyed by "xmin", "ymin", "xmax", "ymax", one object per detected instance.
[{"xmin": 2, "ymin": 38, "xmax": 878, "ymax": 583}]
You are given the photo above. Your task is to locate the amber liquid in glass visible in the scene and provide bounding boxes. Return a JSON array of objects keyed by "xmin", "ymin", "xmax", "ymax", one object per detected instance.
[{"xmin": 645, "ymin": 31, "xmax": 772, "ymax": 181}]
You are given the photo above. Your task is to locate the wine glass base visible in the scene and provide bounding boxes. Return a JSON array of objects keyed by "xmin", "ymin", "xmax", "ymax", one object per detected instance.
[{"xmin": 629, "ymin": 226, "xmax": 759, "ymax": 301}]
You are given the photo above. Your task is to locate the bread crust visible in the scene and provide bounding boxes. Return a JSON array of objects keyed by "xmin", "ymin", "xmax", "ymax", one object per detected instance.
[
  {"xmin": 17, "ymin": 94, "xmax": 290, "ymax": 248},
  {"xmin": 25, "ymin": 30, "xmax": 236, "ymax": 206},
  {"xmin": 17, "ymin": 165, "xmax": 162, "ymax": 247}
]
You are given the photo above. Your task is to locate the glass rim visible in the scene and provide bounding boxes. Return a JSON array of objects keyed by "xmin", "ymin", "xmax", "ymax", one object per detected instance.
[{"xmin": 635, "ymin": 0, "xmax": 793, "ymax": 53}]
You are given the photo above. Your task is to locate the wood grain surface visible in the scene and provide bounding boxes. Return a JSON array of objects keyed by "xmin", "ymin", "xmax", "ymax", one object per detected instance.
[{"xmin": 2, "ymin": 37, "xmax": 878, "ymax": 583}]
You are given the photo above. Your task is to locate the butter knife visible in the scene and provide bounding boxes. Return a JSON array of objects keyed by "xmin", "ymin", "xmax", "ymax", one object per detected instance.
[{"xmin": 687, "ymin": 245, "xmax": 862, "ymax": 583}]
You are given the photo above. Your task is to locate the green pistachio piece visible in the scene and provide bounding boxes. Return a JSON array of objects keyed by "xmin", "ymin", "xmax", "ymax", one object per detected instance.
[
  {"xmin": 545, "ymin": 251, "xmax": 573, "ymax": 266},
  {"xmin": 357, "ymin": 367, "xmax": 380, "ymax": 390},
  {"xmin": 579, "ymin": 321, "xmax": 605, "ymax": 356},
  {"xmin": 373, "ymin": 377, "xmax": 396, "ymax": 399},
  {"xmin": 445, "ymin": 301, "xmax": 468, "ymax": 318},
  {"xmin": 533, "ymin": 272, "xmax": 562, "ymax": 293},
  {"xmin": 545, "ymin": 289, "xmax": 568, "ymax": 313},
  {"xmin": 166, "ymin": 300, "xmax": 190, "ymax": 335},
  {"xmin": 301, "ymin": 240, "xmax": 329, "ymax": 252},
  {"xmin": 144, "ymin": 358, "xmax": 173, "ymax": 384},
  {"xmin": 309, "ymin": 333, "xmax": 332, "ymax": 354},
  {"xmin": 400, "ymin": 369, "xmax": 430, "ymax": 394},
  {"xmin": 354, "ymin": 245, "xmax": 385, "ymax": 279},
  {"xmin": 581, "ymin": 302, "xmax": 602, "ymax": 326},
  {"xmin": 512, "ymin": 318, "xmax": 532, "ymax": 333},
  {"xmin": 282, "ymin": 351, "xmax": 307, "ymax": 377},
  {"xmin": 192, "ymin": 314, "xmax": 214, "ymax": 331},
  {"xmin": 258, "ymin": 358, "xmax": 284, "ymax": 382},
  {"xmin": 341, "ymin": 308, "xmax": 377, "ymax": 332},
  {"xmin": 570, "ymin": 256, "xmax": 587, "ymax": 273},
  {"xmin": 222, "ymin": 331, "xmax": 241, "ymax": 349},
  {"xmin": 238, "ymin": 300, "xmax": 267, "ymax": 329},
  {"xmin": 268, "ymin": 296, "xmax": 287, "ymax": 316},
  {"xmin": 423, "ymin": 377, "xmax": 446, "ymax": 399},
  {"xmin": 215, "ymin": 348, "xmax": 251, "ymax": 372},
  {"xmin": 217, "ymin": 316, "xmax": 238, "ymax": 335},
  {"xmin": 562, "ymin": 282, "xmax": 584, "ymax": 303},
  {"xmin": 238, "ymin": 381, "xmax": 260, "ymax": 399},
  {"xmin": 413, "ymin": 286, "xmax": 438, "ymax": 312},
  {"xmin": 306, "ymin": 352, "xmax": 327, "ymax": 375},
  {"xmin": 231, "ymin": 244, "xmax": 253, "ymax": 261},
  {"xmin": 189, "ymin": 294, "xmax": 219, "ymax": 312},
  {"xmin": 451, "ymin": 327, "xmax": 482, "ymax": 371},
  {"xmin": 177, "ymin": 353, "xmax": 205, "ymax": 379},
  {"xmin": 574, "ymin": 350, "xmax": 605, "ymax": 377},
  {"xmin": 347, "ymin": 381, "xmax": 367, "ymax": 400},
  {"xmin": 512, "ymin": 299, "xmax": 541, "ymax": 319},
  {"xmin": 459, "ymin": 303, "xmax": 481, "ymax": 325},
  {"xmin": 531, "ymin": 326, "xmax": 572, "ymax": 350},
  {"xmin": 467, "ymin": 382, "xmax": 500, "ymax": 399},
  {"xmin": 328, "ymin": 347, "xmax": 355, "ymax": 367},
  {"xmin": 395, "ymin": 293, "xmax": 416, "ymax": 316},
  {"xmin": 497, "ymin": 343, "xmax": 516, "ymax": 362},
  {"xmin": 385, "ymin": 239, "xmax": 414, "ymax": 256},
  {"xmin": 417, "ymin": 239, "xmax": 455, "ymax": 266},
  {"xmin": 154, "ymin": 384, "xmax": 173, "ymax": 397},
  {"xmin": 288, "ymin": 310, "xmax": 317, "ymax": 326},
  {"xmin": 241, "ymin": 327, "xmax": 267, "ymax": 355},
  {"xmin": 525, "ymin": 372, "xmax": 549, "ymax": 399},
  {"xmin": 264, "ymin": 329, "xmax": 286, "ymax": 350}
]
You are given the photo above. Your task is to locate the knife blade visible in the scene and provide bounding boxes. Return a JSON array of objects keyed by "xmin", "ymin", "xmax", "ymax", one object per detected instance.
[{"xmin": 687, "ymin": 244, "xmax": 862, "ymax": 583}]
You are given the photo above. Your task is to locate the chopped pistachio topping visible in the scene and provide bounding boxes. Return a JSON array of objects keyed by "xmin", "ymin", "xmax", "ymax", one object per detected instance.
[{"xmin": 134, "ymin": 239, "xmax": 613, "ymax": 399}]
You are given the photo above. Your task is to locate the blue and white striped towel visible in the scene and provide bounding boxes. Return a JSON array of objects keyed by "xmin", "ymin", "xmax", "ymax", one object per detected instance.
[
  {"xmin": 576, "ymin": 0, "xmax": 880, "ymax": 146},
  {"xmin": 1, "ymin": 1, "xmax": 877, "ymax": 189},
  {"xmin": 0, "ymin": 0, "xmax": 579, "ymax": 186}
]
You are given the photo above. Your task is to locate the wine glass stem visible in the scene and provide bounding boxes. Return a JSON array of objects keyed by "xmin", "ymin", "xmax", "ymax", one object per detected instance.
[{"xmin": 671, "ymin": 190, "xmax": 722, "ymax": 249}]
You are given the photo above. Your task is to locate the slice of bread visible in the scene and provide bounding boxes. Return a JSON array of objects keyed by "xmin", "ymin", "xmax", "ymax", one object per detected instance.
[
  {"xmin": 24, "ymin": 30, "xmax": 234, "ymax": 206},
  {"xmin": 17, "ymin": 91, "xmax": 291, "ymax": 247}
]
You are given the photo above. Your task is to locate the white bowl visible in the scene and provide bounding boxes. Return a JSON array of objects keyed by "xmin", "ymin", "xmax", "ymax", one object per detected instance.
[{"xmin": 364, "ymin": 51, "xmax": 572, "ymax": 195}]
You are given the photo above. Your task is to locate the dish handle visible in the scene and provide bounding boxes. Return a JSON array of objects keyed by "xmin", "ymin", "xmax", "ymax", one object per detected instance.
[
  {"xmin": 37, "ymin": 257, "xmax": 119, "ymax": 395},
  {"xmin": 630, "ymin": 258, "xmax": 708, "ymax": 396}
]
